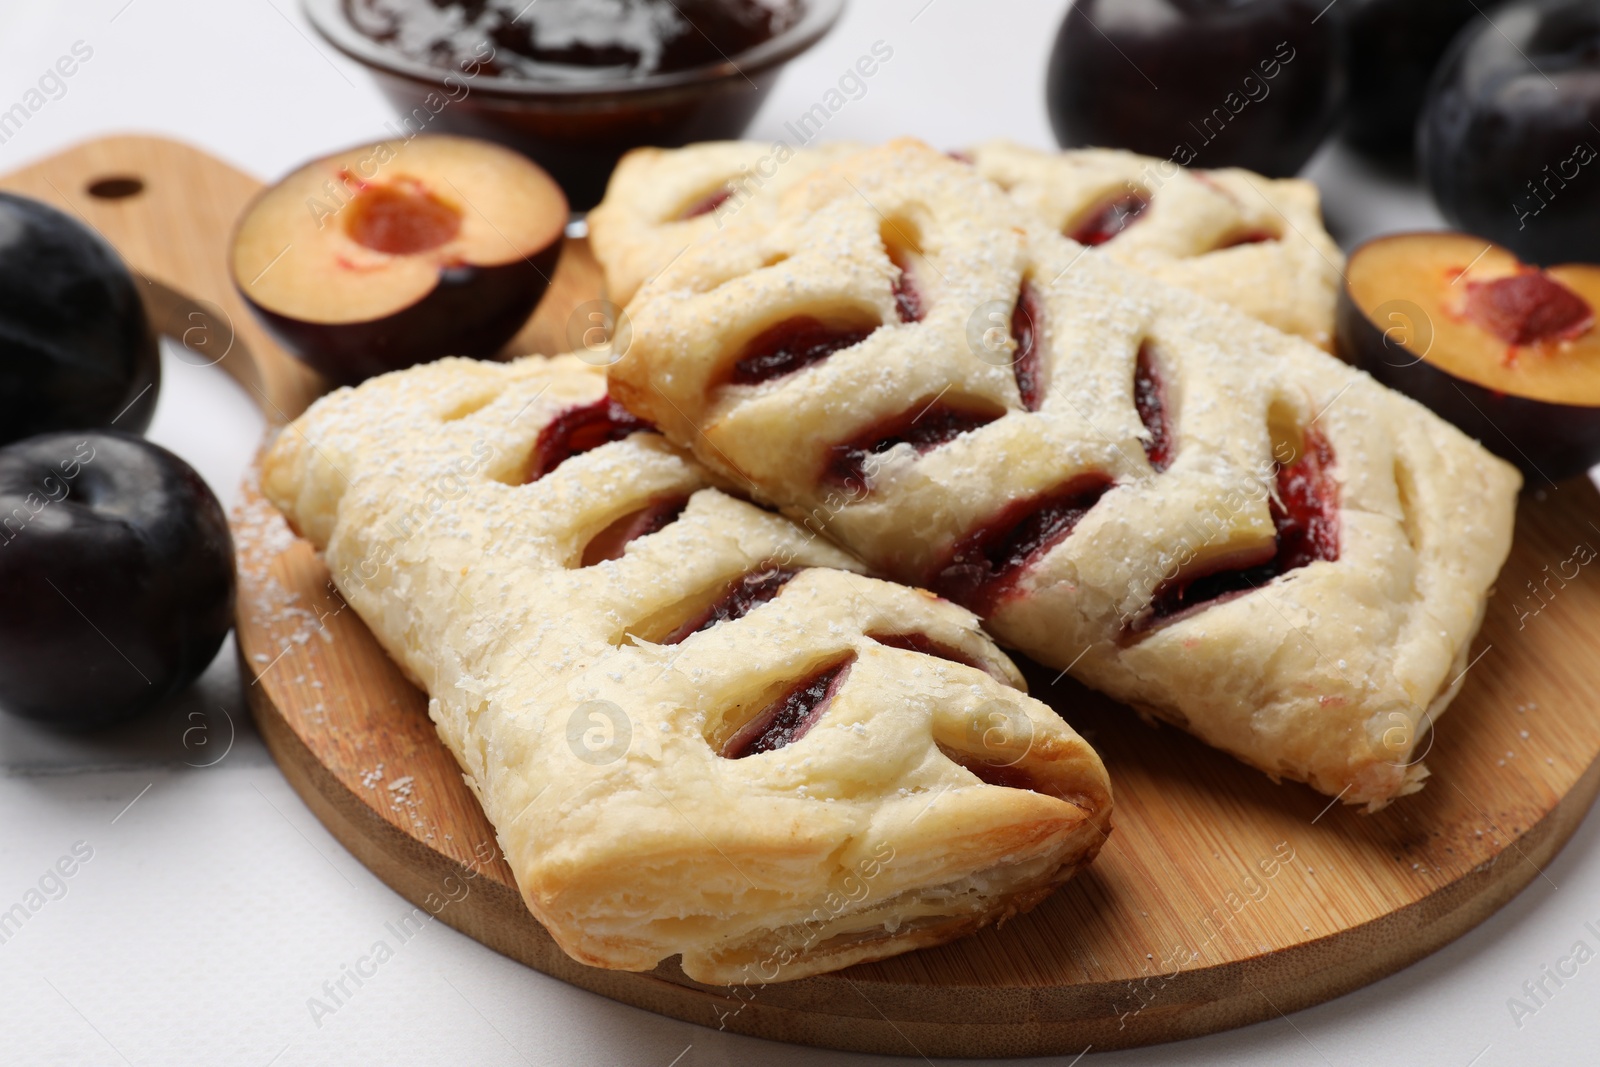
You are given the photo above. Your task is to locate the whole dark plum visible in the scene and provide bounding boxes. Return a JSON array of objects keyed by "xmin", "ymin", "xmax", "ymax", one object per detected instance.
[
  {"xmin": 0, "ymin": 431, "xmax": 235, "ymax": 728},
  {"xmin": 1420, "ymin": 0, "xmax": 1600, "ymax": 265},
  {"xmin": 0, "ymin": 193, "xmax": 159, "ymax": 445},
  {"xmin": 1046, "ymin": 0, "xmax": 1345, "ymax": 177},
  {"xmin": 1340, "ymin": 0, "xmax": 1480, "ymax": 159}
]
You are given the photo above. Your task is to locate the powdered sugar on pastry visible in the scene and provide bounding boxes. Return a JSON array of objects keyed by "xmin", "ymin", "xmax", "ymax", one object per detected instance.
[
  {"xmin": 611, "ymin": 139, "xmax": 1520, "ymax": 811},
  {"xmin": 590, "ymin": 138, "xmax": 1343, "ymax": 348},
  {"xmin": 261, "ymin": 353, "xmax": 1111, "ymax": 983},
  {"xmin": 965, "ymin": 140, "xmax": 1343, "ymax": 349}
]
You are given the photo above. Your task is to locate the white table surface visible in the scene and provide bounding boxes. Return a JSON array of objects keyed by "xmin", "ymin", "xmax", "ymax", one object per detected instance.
[{"xmin": 2, "ymin": 2, "xmax": 1597, "ymax": 1064}]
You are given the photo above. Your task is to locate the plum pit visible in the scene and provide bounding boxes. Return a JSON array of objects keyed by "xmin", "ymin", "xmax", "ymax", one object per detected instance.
[{"xmin": 345, "ymin": 180, "xmax": 462, "ymax": 256}]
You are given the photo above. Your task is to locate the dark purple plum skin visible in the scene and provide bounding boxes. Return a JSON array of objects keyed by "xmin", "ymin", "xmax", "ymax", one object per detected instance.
[
  {"xmin": 1340, "ymin": 0, "xmax": 1479, "ymax": 160},
  {"xmin": 1419, "ymin": 0, "xmax": 1600, "ymax": 265},
  {"xmin": 1337, "ymin": 287, "xmax": 1600, "ymax": 484},
  {"xmin": 241, "ymin": 243, "xmax": 559, "ymax": 386},
  {"xmin": 1045, "ymin": 0, "xmax": 1345, "ymax": 177},
  {"xmin": 0, "ymin": 431, "xmax": 235, "ymax": 728},
  {"xmin": 0, "ymin": 193, "xmax": 159, "ymax": 446}
]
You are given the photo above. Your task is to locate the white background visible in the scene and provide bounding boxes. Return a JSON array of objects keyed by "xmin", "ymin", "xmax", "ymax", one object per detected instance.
[{"xmin": 1, "ymin": 2, "xmax": 1596, "ymax": 1065}]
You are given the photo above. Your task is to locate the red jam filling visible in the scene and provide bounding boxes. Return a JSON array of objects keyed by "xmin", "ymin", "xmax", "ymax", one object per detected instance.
[
  {"xmin": 823, "ymin": 400, "xmax": 1000, "ymax": 488},
  {"xmin": 526, "ymin": 397, "xmax": 654, "ymax": 482},
  {"xmin": 662, "ymin": 566, "xmax": 801, "ymax": 645},
  {"xmin": 1140, "ymin": 428, "xmax": 1339, "ymax": 628},
  {"xmin": 723, "ymin": 656, "xmax": 853, "ymax": 758},
  {"xmin": 1212, "ymin": 228, "xmax": 1278, "ymax": 251},
  {"xmin": 932, "ymin": 474, "xmax": 1115, "ymax": 614},
  {"xmin": 892, "ymin": 264, "xmax": 924, "ymax": 323},
  {"xmin": 867, "ymin": 631, "xmax": 1001, "ymax": 680},
  {"xmin": 1067, "ymin": 190, "xmax": 1150, "ymax": 246},
  {"xmin": 580, "ymin": 496, "xmax": 689, "ymax": 567},
  {"xmin": 1011, "ymin": 281, "xmax": 1046, "ymax": 412},
  {"xmin": 680, "ymin": 186, "xmax": 733, "ymax": 220},
  {"xmin": 937, "ymin": 746, "xmax": 1040, "ymax": 792},
  {"xmin": 1134, "ymin": 343, "xmax": 1173, "ymax": 472},
  {"xmin": 729, "ymin": 317, "xmax": 877, "ymax": 385},
  {"xmin": 345, "ymin": 181, "xmax": 461, "ymax": 255},
  {"xmin": 1464, "ymin": 271, "xmax": 1595, "ymax": 347}
]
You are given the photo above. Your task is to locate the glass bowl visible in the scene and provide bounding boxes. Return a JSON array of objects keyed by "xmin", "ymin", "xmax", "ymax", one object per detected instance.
[{"xmin": 304, "ymin": 0, "xmax": 846, "ymax": 210}]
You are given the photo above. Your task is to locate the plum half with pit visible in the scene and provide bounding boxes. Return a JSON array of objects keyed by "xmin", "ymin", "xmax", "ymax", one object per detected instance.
[
  {"xmin": 231, "ymin": 135, "xmax": 567, "ymax": 385},
  {"xmin": 1337, "ymin": 231, "xmax": 1600, "ymax": 481},
  {"xmin": 1045, "ymin": 0, "xmax": 1345, "ymax": 177},
  {"xmin": 0, "ymin": 431, "xmax": 235, "ymax": 728},
  {"xmin": 1419, "ymin": 0, "xmax": 1600, "ymax": 265},
  {"xmin": 0, "ymin": 192, "xmax": 159, "ymax": 445},
  {"xmin": 1340, "ymin": 0, "xmax": 1479, "ymax": 160}
]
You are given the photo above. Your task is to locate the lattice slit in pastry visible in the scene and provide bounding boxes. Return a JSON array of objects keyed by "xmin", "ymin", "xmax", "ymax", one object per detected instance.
[
  {"xmin": 654, "ymin": 564, "xmax": 803, "ymax": 645},
  {"xmin": 525, "ymin": 396, "xmax": 653, "ymax": 482},
  {"xmin": 729, "ymin": 314, "xmax": 879, "ymax": 386},
  {"xmin": 1134, "ymin": 342, "xmax": 1174, "ymax": 472},
  {"xmin": 579, "ymin": 494, "xmax": 689, "ymax": 566},
  {"xmin": 715, "ymin": 653, "xmax": 854, "ymax": 758},
  {"xmin": 878, "ymin": 215, "xmax": 928, "ymax": 323},
  {"xmin": 1066, "ymin": 185, "xmax": 1150, "ymax": 246},
  {"xmin": 932, "ymin": 473, "xmax": 1117, "ymax": 614},
  {"xmin": 823, "ymin": 393, "xmax": 1004, "ymax": 490},
  {"xmin": 1010, "ymin": 278, "xmax": 1047, "ymax": 412}
]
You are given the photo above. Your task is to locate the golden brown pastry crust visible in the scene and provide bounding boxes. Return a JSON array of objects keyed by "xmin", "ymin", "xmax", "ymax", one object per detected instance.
[
  {"xmin": 610, "ymin": 139, "xmax": 1520, "ymax": 811},
  {"xmin": 262, "ymin": 354, "xmax": 1111, "ymax": 983}
]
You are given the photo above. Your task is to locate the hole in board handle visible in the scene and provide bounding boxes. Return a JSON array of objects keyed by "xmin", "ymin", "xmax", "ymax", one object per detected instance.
[{"xmin": 86, "ymin": 176, "xmax": 144, "ymax": 199}]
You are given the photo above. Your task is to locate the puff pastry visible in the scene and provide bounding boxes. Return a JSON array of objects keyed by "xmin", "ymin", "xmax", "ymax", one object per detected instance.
[
  {"xmin": 589, "ymin": 139, "xmax": 1342, "ymax": 346},
  {"xmin": 963, "ymin": 140, "xmax": 1342, "ymax": 349},
  {"xmin": 610, "ymin": 139, "xmax": 1521, "ymax": 810},
  {"xmin": 261, "ymin": 354, "xmax": 1111, "ymax": 983}
]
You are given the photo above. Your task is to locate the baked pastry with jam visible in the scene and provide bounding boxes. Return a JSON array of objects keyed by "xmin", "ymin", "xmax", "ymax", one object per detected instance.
[
  {"xmin": 610, "ymin": 139, "xmax": 1520, "ymax": 810},
  {"xmin": 262, "ymin": 353, "xmax": 1111, "ymax": 983},
  {"xmin": 590, "ymin": 138, "xmax": 1342, "ymax": 347}
]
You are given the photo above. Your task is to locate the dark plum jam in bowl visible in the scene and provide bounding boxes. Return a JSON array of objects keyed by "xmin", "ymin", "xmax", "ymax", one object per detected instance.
[{"xmin": 305, "ymin": 0, "xmax": 844, "ymax": 209}]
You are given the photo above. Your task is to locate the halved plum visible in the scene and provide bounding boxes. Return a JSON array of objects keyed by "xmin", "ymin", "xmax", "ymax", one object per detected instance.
[
  {"xmin": 1338, "ymin": 231, "xmax": 1600, "ymax": 480},
  {"xmin": 231, "ymin": 135, "xmax": 566, "ymax": 384}
]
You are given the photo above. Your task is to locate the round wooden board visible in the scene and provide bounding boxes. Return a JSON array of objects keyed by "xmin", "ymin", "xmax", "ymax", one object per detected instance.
[{"xmin": 12, "ymin": 136, "xmax": 1600, "ymax": 1059}]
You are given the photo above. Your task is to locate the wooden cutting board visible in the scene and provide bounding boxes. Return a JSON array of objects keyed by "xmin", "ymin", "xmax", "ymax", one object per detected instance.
[{"xmin": 10, "ymin": 134, "xmax": 1600, "ymax": 1059}]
